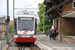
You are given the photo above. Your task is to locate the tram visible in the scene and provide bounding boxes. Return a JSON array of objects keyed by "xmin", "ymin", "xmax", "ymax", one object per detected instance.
[{"xmin": 14, "ymin": 12, "xmax": 37, "ymax": 43}]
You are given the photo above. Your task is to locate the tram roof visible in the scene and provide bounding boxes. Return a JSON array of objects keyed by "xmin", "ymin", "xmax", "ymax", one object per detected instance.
[{"xmin": 14, "ymin": 14, "xmax": 37, "ymax": 19}]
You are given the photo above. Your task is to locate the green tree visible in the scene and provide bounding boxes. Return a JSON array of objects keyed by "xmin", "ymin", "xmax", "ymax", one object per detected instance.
[
  {"xmin": 37, "ymin": 1, "xmax": 52, "ymax": 33},
  {"xmin": 9, "ymin": 24, "xmax": 13, "ymax": 34}
]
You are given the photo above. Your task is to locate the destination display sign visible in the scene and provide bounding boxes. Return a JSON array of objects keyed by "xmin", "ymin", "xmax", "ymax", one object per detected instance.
[
  {"xmin": 18, "ymin": 17, "xmax": 34, "ymax": 20},
  {"xmin": 20, "ymin": 18, "xmax": 32, "ymax": 20}
]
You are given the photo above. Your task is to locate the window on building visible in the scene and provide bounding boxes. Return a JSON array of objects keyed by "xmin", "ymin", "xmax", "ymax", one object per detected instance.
[
  {"xmin": 0, "ymin": 32, "xmax": 2, "ymax": 37},
  {"xmin": 0, "ymin": 25, "xmax": 2, "ymax": 29},
  {"xmin": 73, "ymin": 1, "xmax": 75, "ymax": 8}
]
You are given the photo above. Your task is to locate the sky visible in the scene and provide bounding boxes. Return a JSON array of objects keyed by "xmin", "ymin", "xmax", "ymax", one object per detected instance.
[{"xmin": 0, "ymin": 0, "xmax": 44, "ymax": 20}]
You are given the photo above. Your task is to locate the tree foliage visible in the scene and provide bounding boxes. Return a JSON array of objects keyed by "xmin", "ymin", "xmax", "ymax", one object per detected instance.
[
  {"xmin": 9, "ymin": 24, "xmax": 13, "ymax": 34},
  {"xmin": 37, "ymin": 1, "xmax": 52, "ymax": 33}
]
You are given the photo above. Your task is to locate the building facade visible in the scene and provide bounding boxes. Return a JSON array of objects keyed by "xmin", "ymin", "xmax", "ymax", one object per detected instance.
[
  {"xmin": 0, "ymin": 17, "xmax": 6, "ymax": 37},
  {"xmin": 44, "ymin": 0, "xmax": 75, "ymax": 41}
]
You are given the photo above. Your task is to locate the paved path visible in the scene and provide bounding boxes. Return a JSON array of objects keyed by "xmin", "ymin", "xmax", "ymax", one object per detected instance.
[
  {"xmin": 8, "ymin": 33, "xmax": 14, "ymax": 41},
  {"xmin": 36, "ymin": 35, "xmax": 75, "ymax": 50}
]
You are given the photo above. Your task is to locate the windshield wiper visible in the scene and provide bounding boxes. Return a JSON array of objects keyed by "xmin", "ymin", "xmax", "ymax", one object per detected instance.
[{"xmin": 20, "ymin": 28, "xmax": 33, "ymax": 31}]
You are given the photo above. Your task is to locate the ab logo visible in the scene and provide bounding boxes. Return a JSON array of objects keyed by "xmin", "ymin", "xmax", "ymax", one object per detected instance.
[{"xmin": 23, "ymin": 31, "xmax": 28, "ymax": 34}]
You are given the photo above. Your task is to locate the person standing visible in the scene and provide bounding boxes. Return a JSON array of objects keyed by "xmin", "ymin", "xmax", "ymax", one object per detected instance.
[
  {"xmin": 46, "ymin": 30, "xmax": 49, "ymax": 37},
  {"xmin": 51, "ymin": 30, "xmax": 54, "ymax": 40},
  {"xmin": 49, "ymin": 30, "xmax": 52, "ymax": 40},
  {"xmin": 54, "ymin": 28, "xmax": 57, "ymax": 40}
]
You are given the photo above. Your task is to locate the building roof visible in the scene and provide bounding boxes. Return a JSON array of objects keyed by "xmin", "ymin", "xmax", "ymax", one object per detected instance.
[
  {"xmin": 44, "ymin": 0, "xmax": 70, "ymax": 15},
  {"xmin": 44, "ymin": 0, "xmax": 52, "ymax": 5},
  {"xmin": 0, "ymin": 17, "xmax": 6, "ymax": 24}
]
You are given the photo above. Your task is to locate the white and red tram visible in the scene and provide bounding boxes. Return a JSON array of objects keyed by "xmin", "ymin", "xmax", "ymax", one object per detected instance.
[{"xmin": 14, "ymin": 12, "xmax": 37, "ymax": 43}]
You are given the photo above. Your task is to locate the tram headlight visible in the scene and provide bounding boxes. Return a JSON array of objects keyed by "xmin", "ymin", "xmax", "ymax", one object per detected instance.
[
  {"xmin": 33, "ymin": 35, "xmax": 36, "ymax": 38},
  {"xmin": 30, "ymin": 35, "xmax": 33, "ymax": 38},
  {"xmin": 18, "ymin": 35, "xmax": 22, "ymax": 37}
]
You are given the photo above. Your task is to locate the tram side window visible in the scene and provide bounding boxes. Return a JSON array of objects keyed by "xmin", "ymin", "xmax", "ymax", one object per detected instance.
[
  {"xmin": 14, "ymin": 19, "xmax": 17, "ymax": 30},
  {"xmin": 35, "ymin": 19, "xmax": 37, "ymax": 35},
  {"xmin": 14, "ymin": 21, "xmax": 17, "ymax": 34},
  {"xmin": 35, "ymin": 19, "xmax": 37, "ymax": 27},
  {"xmin": 15, "ymin": 22, "xmax": 16, "ymax": 29}
]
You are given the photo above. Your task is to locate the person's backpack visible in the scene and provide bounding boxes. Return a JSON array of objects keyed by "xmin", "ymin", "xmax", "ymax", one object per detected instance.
[{"xmin": 50, "ymin": 31, "xmax": 52, "ymax": 34}]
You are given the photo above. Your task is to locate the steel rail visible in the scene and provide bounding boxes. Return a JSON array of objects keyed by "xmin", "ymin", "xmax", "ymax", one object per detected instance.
[{"xmin": 18, "ymin": 44, "xmax": 39, "ymax": 50}]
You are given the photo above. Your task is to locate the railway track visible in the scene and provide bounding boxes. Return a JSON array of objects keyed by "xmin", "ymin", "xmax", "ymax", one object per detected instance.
[
  {"xmin": 8, "ymin": 43, "xmax": 40, "ymax": 50},
  {"xmin": 8, "ymin": 41, "xmax": 40, "ymax": 50},
  {"xmin": 18, "ymin": 44, "xmax": 38, "ymax": 50}
]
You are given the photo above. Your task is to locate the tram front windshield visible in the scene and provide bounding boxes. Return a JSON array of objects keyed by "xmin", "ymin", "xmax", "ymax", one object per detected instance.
[{"xmin": 18, "ymin": 17, "xmax": 34, "ymax": 31}]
